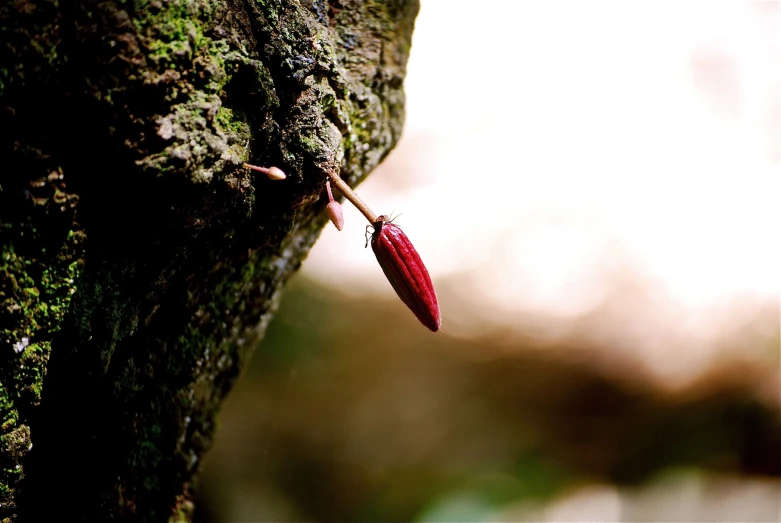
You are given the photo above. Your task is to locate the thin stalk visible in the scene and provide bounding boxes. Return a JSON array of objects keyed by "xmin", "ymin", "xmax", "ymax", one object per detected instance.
[
  {"xmin": 243, "ymin": 163, "xmax": 286, "ymax": 180},
  {"xmin": 326, "ymin": 171, "xmax": 377, "ymax": 224},
  {"xmin": 243, "ymin": 163, "xmax": 271, "ymax": 175},
  {"xmin": 325, "ymin": 179, "xmax": 335, "ymax": 202}
]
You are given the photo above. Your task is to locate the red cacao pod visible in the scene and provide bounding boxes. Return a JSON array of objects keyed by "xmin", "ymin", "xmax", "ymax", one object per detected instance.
[{"xmin": 370, "ymin": 217, "xmax": 441, "ymax": 332}]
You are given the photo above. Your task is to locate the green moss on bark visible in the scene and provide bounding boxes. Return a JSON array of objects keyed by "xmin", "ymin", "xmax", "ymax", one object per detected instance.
[{"xmin": 0, "ymin": 181, "xmax": 84, "ymax": 514}]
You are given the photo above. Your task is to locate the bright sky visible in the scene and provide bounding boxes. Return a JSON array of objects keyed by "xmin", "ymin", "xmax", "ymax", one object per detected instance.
[{"xmin": 303, "ymin": 1, "xmax": 780, "ymax": 387}]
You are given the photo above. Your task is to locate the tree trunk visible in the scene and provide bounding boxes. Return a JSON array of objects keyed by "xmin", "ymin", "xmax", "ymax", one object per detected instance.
[{"xmin": 0, "ymin": 0, "xmax": 419, "ymax": 520}]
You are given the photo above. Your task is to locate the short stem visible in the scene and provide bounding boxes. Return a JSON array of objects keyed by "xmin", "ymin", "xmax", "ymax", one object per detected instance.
[
  {"xmin": 242, "ymin": 163, "xmax": 270, "ymax": 175},
  {"xmin": 326, "ymin": 171, "xmax": 377, "ymax": 224},
  {"xmin": 325, "ymin": 179, "xmax": 335, "ymax": 202}
]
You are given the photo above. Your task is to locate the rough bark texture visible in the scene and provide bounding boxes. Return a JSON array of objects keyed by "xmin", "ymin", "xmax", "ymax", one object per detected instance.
[{"xmin": 0, "ymin": 0, "xmax": 419, "ymax": 520}]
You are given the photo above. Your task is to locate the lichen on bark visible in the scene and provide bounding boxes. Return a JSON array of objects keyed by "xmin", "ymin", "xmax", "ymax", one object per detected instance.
[{"xmin": 0, "ymin": 0, "xmax": 419, "ymax": 520}]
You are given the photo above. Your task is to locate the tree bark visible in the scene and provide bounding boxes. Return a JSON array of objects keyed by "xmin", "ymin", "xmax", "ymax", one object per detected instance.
[{"xmin": 0, "ymin": 0, "xmax": 419, "ymax": 520}]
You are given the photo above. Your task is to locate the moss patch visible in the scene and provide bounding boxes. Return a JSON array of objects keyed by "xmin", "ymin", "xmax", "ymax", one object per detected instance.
[{"xmin": 0, "ymin": 204, "xmax": 84, "ymax": 514}]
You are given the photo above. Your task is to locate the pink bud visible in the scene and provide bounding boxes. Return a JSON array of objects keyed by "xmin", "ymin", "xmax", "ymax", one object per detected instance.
[
  {"xmin": 326, "ymin": 201, "xmax": 344, "ymax": 231},
  {"xmin": 370, "ymin": 216, "xmax": 441, "ymax": 332},
  {"xmin": 266, "ymin": 166, "xmax": 286, "ymax": 180},
  {"xmin": 325, "ymin": 180, "xmax": 344, "ymax": 231}
]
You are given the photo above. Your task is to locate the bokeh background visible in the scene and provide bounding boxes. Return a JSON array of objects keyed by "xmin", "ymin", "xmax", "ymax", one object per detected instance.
[{"xmin": 195, "ymin": 2, "xmax": 780, "ymax": 521}]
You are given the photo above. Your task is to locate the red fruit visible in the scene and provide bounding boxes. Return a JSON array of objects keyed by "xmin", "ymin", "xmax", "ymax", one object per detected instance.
[{"xmin": 370, "ymin": 216, "xmax": 441, "ymax": 332}]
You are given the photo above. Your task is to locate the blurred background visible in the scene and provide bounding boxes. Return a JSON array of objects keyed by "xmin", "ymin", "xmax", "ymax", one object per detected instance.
[{"xmin": 195, "ymin": 2, "xmax": 780, "ymax": 521}]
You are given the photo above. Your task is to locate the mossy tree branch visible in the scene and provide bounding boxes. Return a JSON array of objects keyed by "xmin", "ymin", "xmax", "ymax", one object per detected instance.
[{"xmin": 0, "ymin": 0, "xmax": 419, "ymax": 520}]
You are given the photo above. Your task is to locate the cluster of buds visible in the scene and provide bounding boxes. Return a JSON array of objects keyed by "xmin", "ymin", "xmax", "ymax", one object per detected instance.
[
  {"xmin": 243, "ymin": 163, "xmax": 441, "ymax": 332},
  {"xmin": 325, "ymin": 170, "xmax": 441, "ymax": 333}
]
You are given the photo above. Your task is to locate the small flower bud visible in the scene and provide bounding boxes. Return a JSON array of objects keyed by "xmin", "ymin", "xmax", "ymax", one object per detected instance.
[
  {"xmin": 265, "ymin": 166, "xmax": 286, "ymax": 180},
  {"xmin": 326, "ymin": 201, "xmax": 344, "ymax": 231},
  {"xmin": 324, "ymin": 179, "xmax": 344, "ymax": 231}
]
